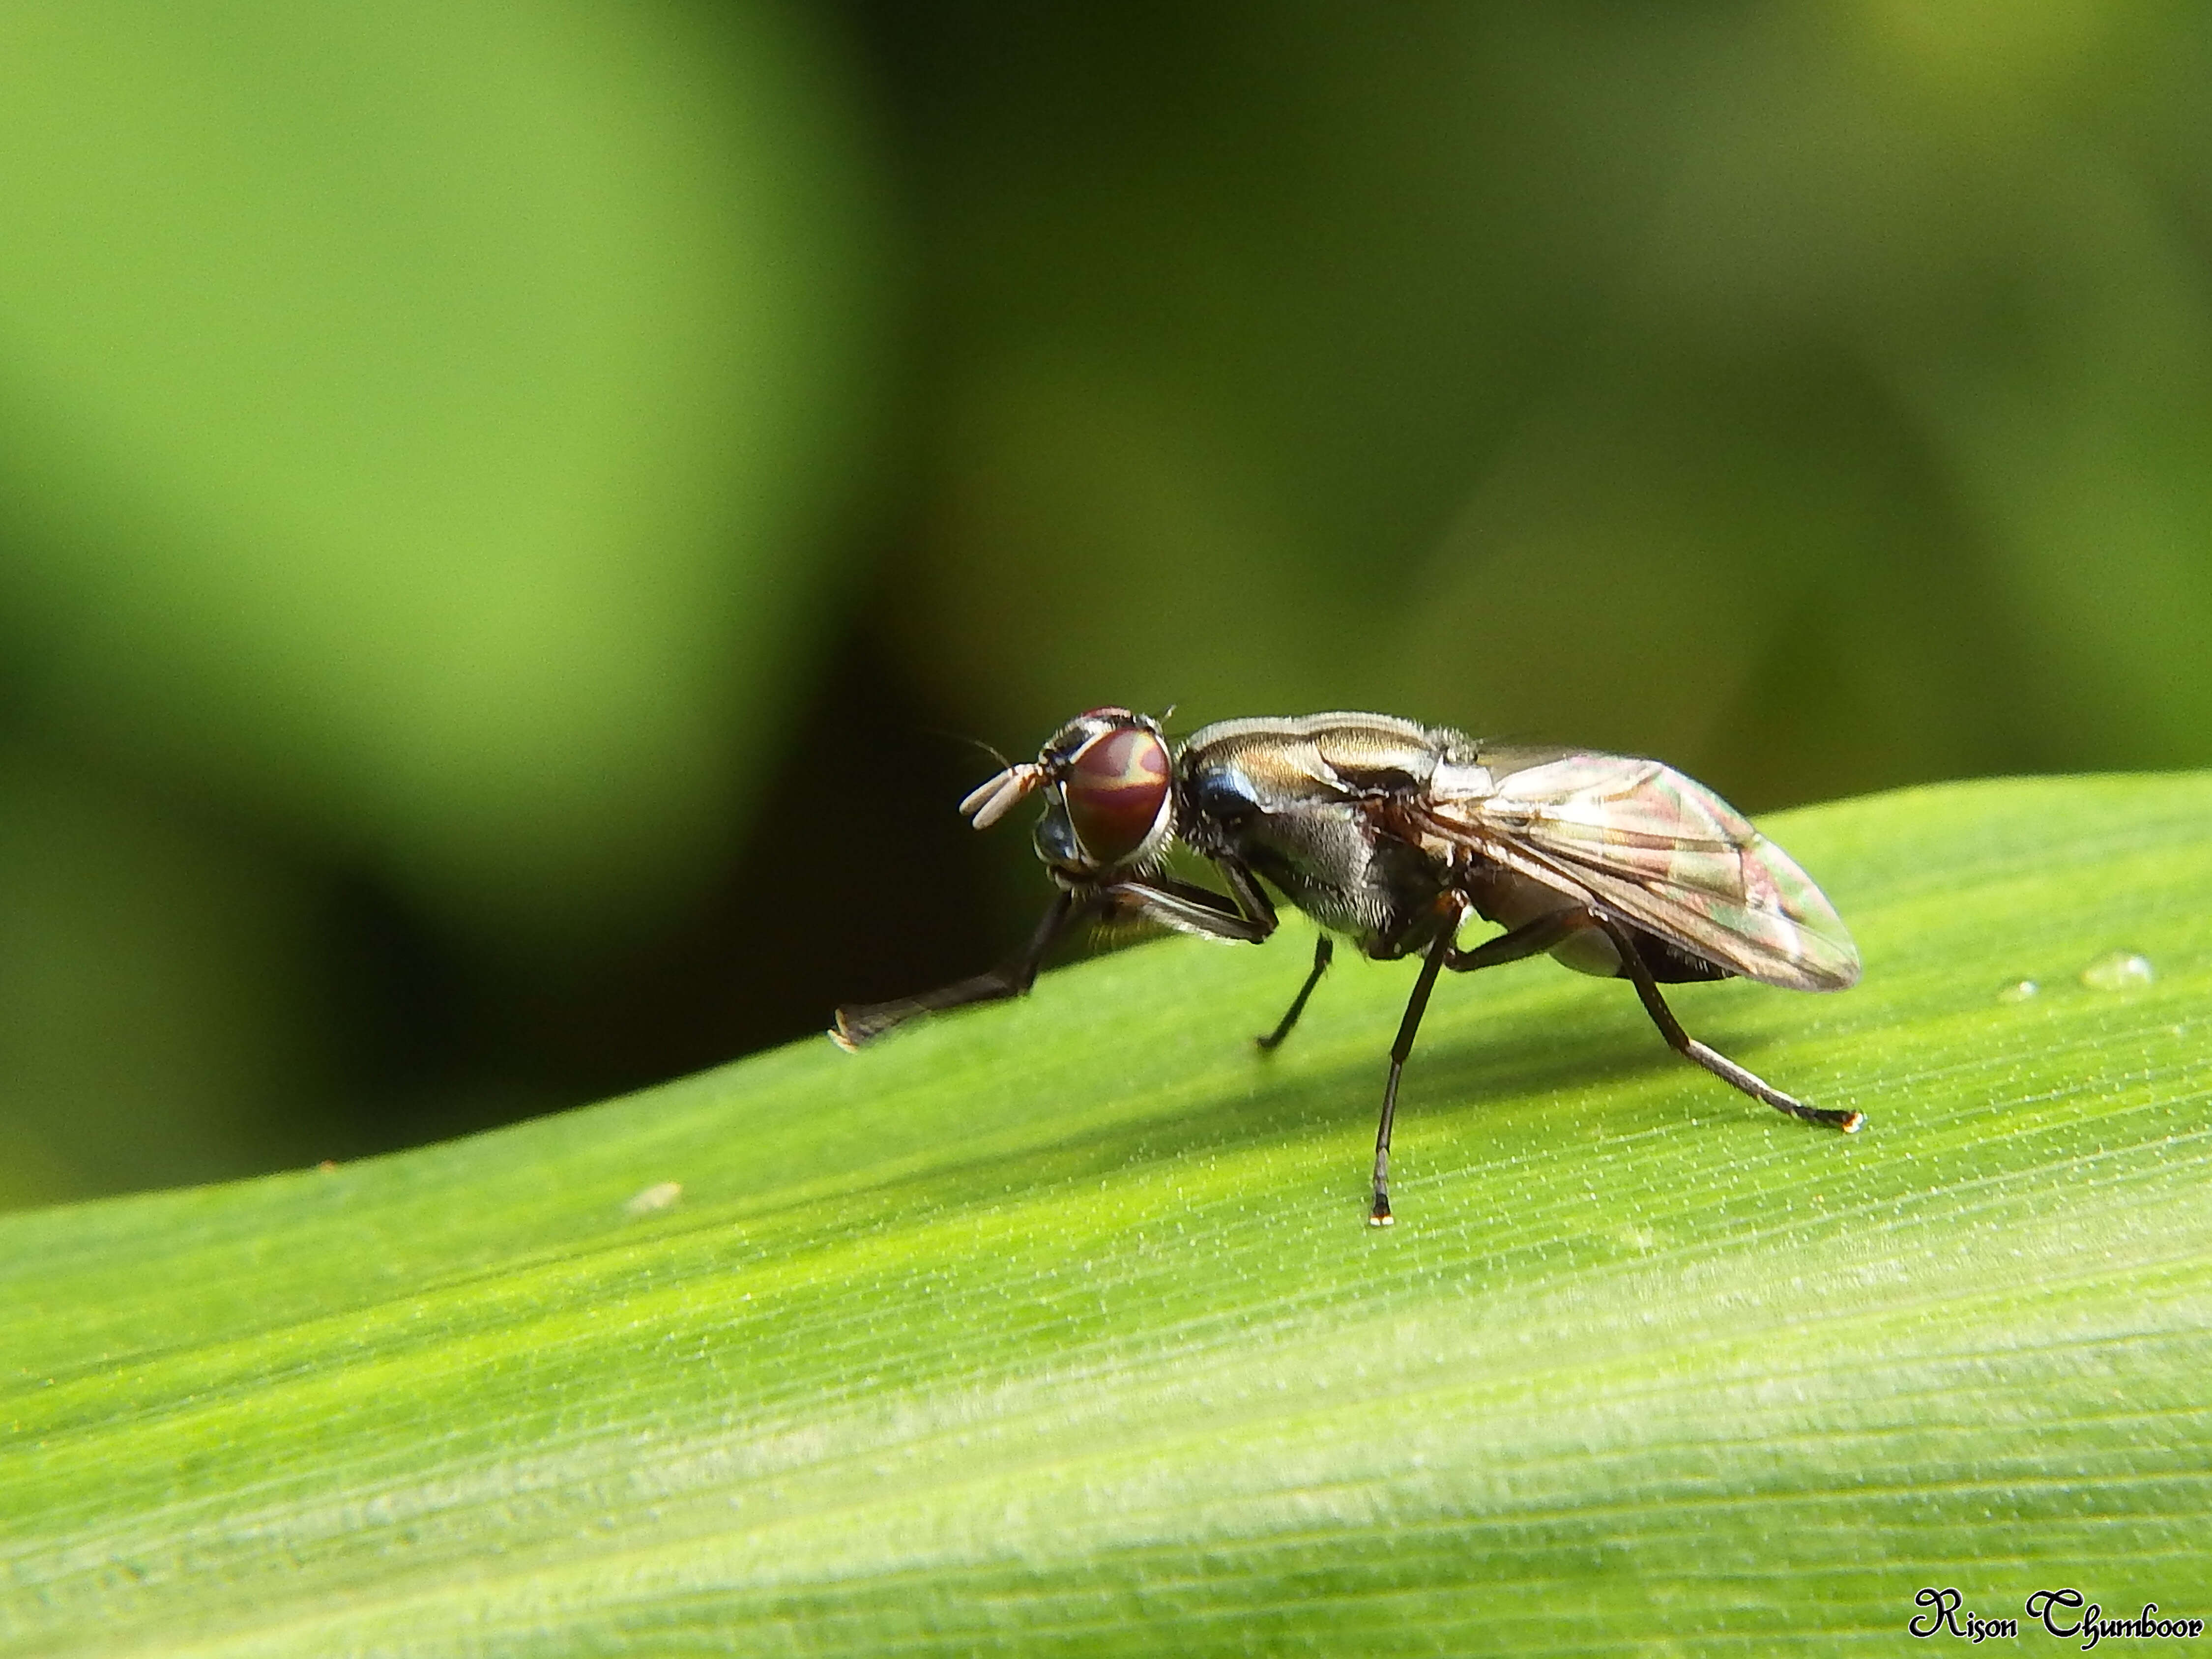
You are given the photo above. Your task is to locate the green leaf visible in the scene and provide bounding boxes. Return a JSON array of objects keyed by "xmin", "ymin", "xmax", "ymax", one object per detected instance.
[{"xmin": 5, "ymin": 775, "xmax": 2208, "ymax": 1653}]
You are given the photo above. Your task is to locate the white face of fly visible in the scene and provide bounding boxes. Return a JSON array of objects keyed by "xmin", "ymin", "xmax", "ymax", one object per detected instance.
[{"xmin": 959, "ymin": 708, "xmax": 1176, "ymax": 878}]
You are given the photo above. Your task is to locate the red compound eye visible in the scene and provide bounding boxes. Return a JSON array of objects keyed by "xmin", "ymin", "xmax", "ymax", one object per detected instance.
[{"xmin": 1064, "ymin": 724, "xmax": 1171, "ymax": 868}]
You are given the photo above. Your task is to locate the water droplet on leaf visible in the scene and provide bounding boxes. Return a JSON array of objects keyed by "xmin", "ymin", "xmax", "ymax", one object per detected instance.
[
  {"xmin": 624, "ymin": 1180, "xmax": 683, "ymax": 1215},
  {"xmin": 2080, "ymin": 951, "xmax": 2154, "ymax": 991}
]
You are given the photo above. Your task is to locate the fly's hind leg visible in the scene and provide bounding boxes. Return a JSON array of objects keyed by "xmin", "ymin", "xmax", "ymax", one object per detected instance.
[
  {"xmin": 1597, "ymin": 917, "xmax": 1863, "ymax": 1133},
  {"xmin": 1257, "ymin": 934, "xmax": 1333, "ymax": 1051},
  {"xmin": 1442, "ymin": 909, "xmax": 1583, "ymax": 973}
]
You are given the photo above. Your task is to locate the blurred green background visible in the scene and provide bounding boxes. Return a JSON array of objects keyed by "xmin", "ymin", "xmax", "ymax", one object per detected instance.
[{"xmin": 1, "ymin": 1, "xmax": 2208, "ymax": 1211}]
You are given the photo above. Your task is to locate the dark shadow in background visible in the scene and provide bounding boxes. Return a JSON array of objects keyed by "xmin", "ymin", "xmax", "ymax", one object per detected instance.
[
  {"xmin": 322, "ymin": 3, "xmax": 1203, "ymax": 1161},
  {"xmin": 322, "ymin": 617, "xmax": 1021, "ymax": 1160}
]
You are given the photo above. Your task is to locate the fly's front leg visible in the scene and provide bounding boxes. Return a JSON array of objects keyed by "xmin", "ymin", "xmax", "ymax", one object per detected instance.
[
  {"xmin": 1212, "ymin": 855, "xmax": 1280, "ymax": 939},
  {"xmin": 1124, "ymin": 858, "xmax": 1334, "ymax": 1056},
  {"xmin": 831, "ymin": 890, "xmax": 1084, "ymax": 1049},
  {"xmin": 1099, "ymin": 873, "xmax": 1273, "ymax": 943},
  {"xmin": 1257, "ymin": 934, "xmax": 1332, "ymax": 1051},
  {"xmin": 1200, "ymin": 856, "xmax": 1330, "ymax": 1052},
  {"xmin": 1597, "ymin": 916, "xmax": 1864, "ymax": 1133}
]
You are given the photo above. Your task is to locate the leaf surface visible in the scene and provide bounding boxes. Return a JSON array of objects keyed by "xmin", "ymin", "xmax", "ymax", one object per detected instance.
[{"xmin": 4, "ymin": 775, "xmax": 2209, "ymax": 1653}]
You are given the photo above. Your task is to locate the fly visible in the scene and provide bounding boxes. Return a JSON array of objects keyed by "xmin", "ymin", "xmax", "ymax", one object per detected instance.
[{"xmin": 833, "ymin": 708, "xmax": 1862, "ymax": 1225}]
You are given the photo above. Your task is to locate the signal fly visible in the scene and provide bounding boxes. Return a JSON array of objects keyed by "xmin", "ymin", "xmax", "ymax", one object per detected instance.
[{"xmin": 834, "ymin": 708, "xmax": 1862, "ymax": 1224}]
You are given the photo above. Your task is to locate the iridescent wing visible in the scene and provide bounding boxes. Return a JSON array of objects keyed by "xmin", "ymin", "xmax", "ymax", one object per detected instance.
[{"xmin": 1426, "ymin": 752, "xmax": 1861, "ymax": 992}]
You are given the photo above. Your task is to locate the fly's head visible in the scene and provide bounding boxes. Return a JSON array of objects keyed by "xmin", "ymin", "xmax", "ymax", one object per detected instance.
[{"xmin": 959, "ymin": 708, "xmax": 1176, "ymax": 883}]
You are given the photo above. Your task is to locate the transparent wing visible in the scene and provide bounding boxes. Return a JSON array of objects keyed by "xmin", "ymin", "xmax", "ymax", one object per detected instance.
[{"xmin": 1429, "ymin": 752, "xmax": 1861, "ymax": 992}]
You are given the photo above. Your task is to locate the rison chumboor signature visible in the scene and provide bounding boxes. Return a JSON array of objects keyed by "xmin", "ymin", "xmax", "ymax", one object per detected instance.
[{"xmin": 1912, "ymin": 1585, "xmax": 2205, "ymax": 1644}]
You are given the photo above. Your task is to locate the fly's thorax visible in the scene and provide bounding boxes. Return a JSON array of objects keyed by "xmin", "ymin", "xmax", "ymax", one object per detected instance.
[
  {"xmin": 1177, "ymin": 712, "xmax": 1461, "ymax": 807},
  {"xmin": 1181, "ymin": 773, "xmax": 1452, "ymax": 956}
]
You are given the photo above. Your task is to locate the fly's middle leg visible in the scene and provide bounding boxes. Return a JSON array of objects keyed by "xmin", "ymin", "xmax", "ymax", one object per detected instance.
[{"xmin": 1369, "ymin": 900, "xmax": 1466, "ymax": 1226}]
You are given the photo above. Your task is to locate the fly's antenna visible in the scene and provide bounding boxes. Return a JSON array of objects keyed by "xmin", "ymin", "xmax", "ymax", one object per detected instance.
[
  {"xmin": 903, "ymin": 728, "xmax": 1036, "ymax": 826},
  {"xmin": 960, "ymin": 762, "xmax": 1044, "ymax": 828},
  {"xmin": 917, "ymin": 727, "xmax": 1015, "ymax": 771}
]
